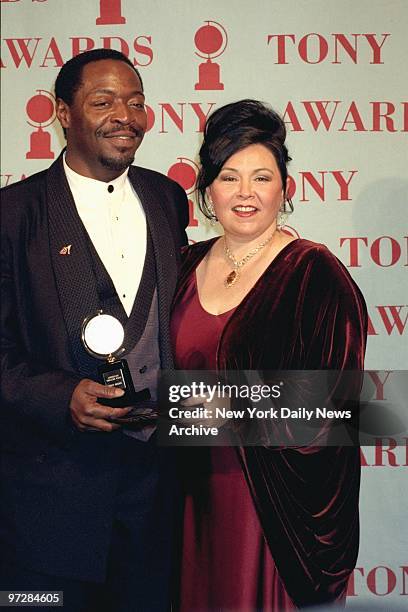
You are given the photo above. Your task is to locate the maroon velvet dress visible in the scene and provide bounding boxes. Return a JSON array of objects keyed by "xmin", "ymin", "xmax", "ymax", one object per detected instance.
[
  {"xmin": 171, "ymin": 272, "xmax": 296, "ymax": 611},
  {"xmin": 171, "ymin": 238, "xmax": 367, "ymax": 610}
]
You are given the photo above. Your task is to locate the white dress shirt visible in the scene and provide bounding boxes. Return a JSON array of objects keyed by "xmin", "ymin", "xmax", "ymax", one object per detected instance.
[{"xmin": 63, "ymin": 156, "xmax": 147, "ymax": 317}]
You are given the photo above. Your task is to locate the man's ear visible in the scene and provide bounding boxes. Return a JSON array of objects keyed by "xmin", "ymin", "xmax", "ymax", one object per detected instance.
[{"xmin": 55, "ymin": 98, "xmax": 71, "ymax": 130}]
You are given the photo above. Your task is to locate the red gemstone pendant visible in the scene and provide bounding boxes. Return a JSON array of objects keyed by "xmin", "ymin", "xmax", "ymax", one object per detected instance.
[{"xmin": 225, "ymin": 270, "xmax": 238, "ymax": 288}]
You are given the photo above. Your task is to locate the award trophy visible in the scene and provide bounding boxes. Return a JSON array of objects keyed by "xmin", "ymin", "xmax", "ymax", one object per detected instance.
[{"xmin": 81, "ymin": 311, "xmax": 150, "ymax": 409}]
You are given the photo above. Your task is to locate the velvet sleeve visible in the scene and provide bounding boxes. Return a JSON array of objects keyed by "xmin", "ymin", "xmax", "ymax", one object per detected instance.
[
  {"xmin": 299, "ymin": 246, "xmax": 367, "ymax": 370},
  {"xmin": 240, "ymin": 245, "xmax": 367, "ymax": 608}
]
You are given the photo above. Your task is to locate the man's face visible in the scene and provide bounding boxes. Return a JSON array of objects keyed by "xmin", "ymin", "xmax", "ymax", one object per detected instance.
[{"xmin": 56, "ymin": 59, "xmax": 147, "ymax": 181}]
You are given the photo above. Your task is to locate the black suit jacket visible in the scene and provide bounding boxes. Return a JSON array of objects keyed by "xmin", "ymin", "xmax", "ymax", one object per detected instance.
[{"xmin": 0, "ymin": 154, "xmax": 188, "ymax": 580}]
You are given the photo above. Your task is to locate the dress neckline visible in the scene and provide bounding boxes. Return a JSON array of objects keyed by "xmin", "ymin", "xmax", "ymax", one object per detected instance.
[
  {"xmin": 193, "ymin": 274, "xmax": 236, "ymax": 317},
  {"xmin": 194, "ymin": 238, "xmax": 300, "ymax": 316}
]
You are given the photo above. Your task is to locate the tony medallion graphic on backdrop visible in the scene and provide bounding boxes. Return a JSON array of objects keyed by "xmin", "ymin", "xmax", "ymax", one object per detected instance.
[
  {"xmin": 25, "ymin": 89, "xmax": 56, "ymax": 159},
  {"xmin": 96, "ymin": 0, "xmax": 126, "ymax": 25},
  {"xmin": 167, "ymin": 157, "xmax": 199, "ymax": 227},
  {"xmin": 194, "ymin": 20, "xmax": 228, "ymax": 90}
]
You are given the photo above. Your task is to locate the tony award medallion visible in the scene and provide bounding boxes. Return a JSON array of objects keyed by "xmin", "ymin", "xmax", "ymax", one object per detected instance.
[{"xmin": 81, "ymin": 311, "xmax": 150, "ymax": 408}]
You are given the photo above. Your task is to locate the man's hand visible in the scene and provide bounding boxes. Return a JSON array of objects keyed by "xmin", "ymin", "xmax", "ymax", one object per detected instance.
[{"xmin": 70, "ymin": 379, "xmax": 131, "ymax": 432}]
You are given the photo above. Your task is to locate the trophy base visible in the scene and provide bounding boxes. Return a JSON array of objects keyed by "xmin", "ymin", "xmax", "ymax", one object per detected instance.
[{"xmin": 97, "ymin": 359, "xmax": 151, "ymax": 408}]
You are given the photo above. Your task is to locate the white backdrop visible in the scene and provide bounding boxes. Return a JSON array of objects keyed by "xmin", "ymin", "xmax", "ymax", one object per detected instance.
[{"xmin": 1, "ymin": 0, "xmax": 407, "ymax": 606}]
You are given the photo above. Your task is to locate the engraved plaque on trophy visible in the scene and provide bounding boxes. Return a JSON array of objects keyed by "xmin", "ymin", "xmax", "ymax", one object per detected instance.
[{"xmin": 81, "ymin": 311, "xmax": 150, "ymax": 408}]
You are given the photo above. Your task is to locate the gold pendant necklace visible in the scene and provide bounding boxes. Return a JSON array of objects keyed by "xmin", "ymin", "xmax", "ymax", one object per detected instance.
[{"xmin": 224, "ymin": 232, "xmax": 275, "ymax": 288}]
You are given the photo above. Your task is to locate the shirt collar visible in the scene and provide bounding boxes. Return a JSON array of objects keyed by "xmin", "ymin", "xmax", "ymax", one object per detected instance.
[{"xmin": 63, "ymin": 153, "xmax": 130, "ymax": 197}]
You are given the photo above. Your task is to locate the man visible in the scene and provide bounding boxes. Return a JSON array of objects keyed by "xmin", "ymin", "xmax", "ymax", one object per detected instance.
[{"xmin": 0, "ymin": 49, "xmax": 188, "ymax": 611}]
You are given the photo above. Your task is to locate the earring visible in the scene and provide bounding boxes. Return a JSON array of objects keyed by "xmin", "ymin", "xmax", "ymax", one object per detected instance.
[
  {"xmin": 208, "ymin": 199, "xmax": 218, "ymax": 224},
  {"xmin": 277, "ymin": 204, "xmax": 288, "ymax": 229}
]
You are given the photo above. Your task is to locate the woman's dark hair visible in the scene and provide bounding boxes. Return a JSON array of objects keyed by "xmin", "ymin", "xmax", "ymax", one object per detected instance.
[
  {"xmin": 54, "ymin": 48, "xmax": 143, "ymax": 106},
  {"xmin": 196, "ymin": 99, "xmax": 293, "ymax": 219}
]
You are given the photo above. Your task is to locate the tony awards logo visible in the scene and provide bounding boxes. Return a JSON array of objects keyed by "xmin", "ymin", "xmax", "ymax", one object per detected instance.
[
  {"xmin": 167, "ymin": 157, "xmax": 199, "ymax": 227},
  {"xmin": 194, "ymin": 20, "xmax": 228, "ymax": 90},
  {"xmin": 26, "ymin": 90, "xmax": 56, "ymax": 160},
  {"xmin": 96, "ymin": 0, "xmax": 126, "ymax": 25}
]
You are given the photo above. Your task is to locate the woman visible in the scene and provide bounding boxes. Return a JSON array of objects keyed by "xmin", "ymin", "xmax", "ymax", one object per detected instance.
[{"xmin": 171, "ymin": 99, "xmax": 367, "ymax": 610}]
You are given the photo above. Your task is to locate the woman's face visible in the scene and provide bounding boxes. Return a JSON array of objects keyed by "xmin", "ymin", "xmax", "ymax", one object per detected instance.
[{"xmin": 207, "ymin": 143, "xmax": 285, "ymax": 242}]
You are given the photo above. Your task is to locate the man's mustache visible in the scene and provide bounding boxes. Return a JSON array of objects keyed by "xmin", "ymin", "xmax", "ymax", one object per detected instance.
[{"xmin": 97, "ymin": 125, "xmax": 145, "ymax": 138}]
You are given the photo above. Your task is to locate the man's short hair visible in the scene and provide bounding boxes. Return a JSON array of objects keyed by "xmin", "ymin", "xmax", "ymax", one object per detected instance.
[{"xmin": 54, "ymin": 48, "xmax": 143, "ymax": 105}]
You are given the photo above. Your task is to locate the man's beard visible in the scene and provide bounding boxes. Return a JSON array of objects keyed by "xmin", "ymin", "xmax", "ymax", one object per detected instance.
[{"xmin": 98, "ymin": 152, "xmax": 135, "ymax": 172}]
